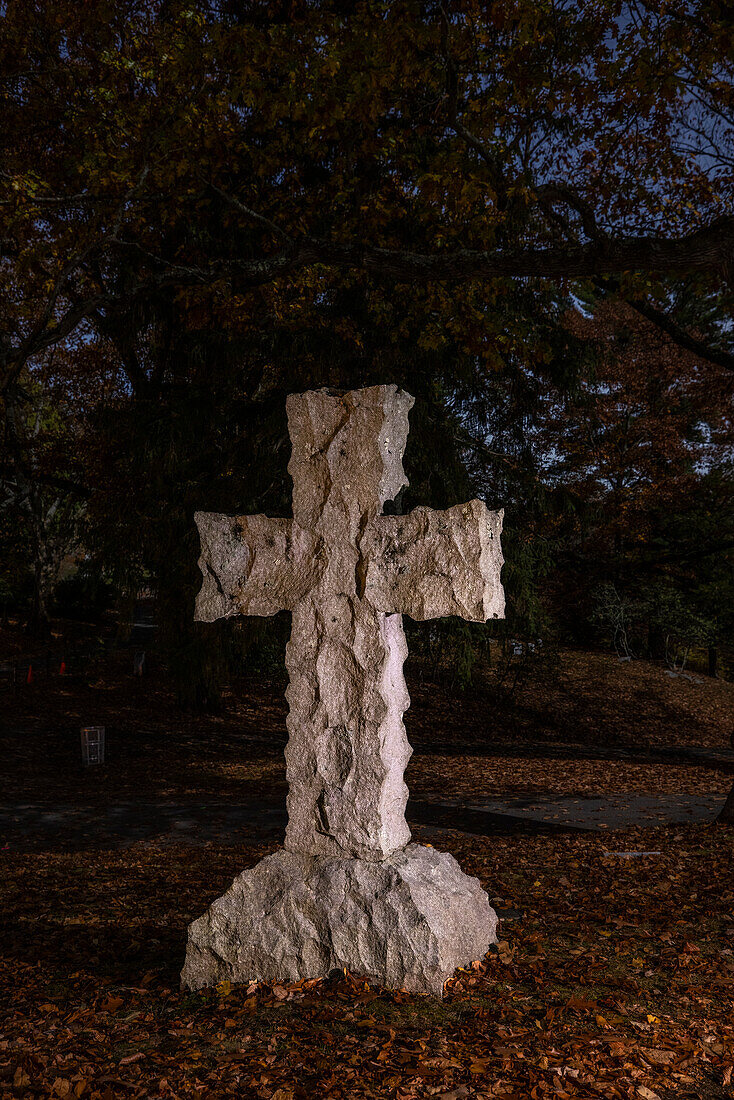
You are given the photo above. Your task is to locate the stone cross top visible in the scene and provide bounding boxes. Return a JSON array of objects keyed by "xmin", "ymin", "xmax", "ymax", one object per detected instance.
[
  {"xmin": 195, "ymin": 385, "xmax": 504, "ymax": 862},
  {"xmin": 182, "ymin": 385, "xmax": 505, "ymax": 996}
]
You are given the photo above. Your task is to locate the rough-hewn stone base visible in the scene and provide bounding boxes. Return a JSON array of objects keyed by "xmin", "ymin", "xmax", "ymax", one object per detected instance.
[{"xmin": 181, "ymin": 844, "xmax": 497, "ymax": 997}]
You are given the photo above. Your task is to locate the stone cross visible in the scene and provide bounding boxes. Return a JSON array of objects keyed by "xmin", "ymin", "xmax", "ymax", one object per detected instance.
[{"xmin": 182, "ymin": 385, "xmax": 505, "ymax": 995}]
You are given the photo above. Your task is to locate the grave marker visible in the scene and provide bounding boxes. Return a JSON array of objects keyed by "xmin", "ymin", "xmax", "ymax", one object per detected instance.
[{"xmin": 181, "ymin": 385, "xmax": 505, "ymax": 995}]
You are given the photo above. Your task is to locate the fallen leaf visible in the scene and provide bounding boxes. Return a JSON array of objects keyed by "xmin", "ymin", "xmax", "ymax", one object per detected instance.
[
  {"xmin": 643, "ymin": 1048, "xmax": 674, "ymax": 1065},
  {"xmin": 13, "ymin": 1067, "xmax": 31, "ymax": 1089},
  {"xmin": 496, "ymin": 940, "xmax": 514, "ymax": 964},
  {"xmin": 567, "ymin": 995, "xmax": 598, "ymax": 1014}
]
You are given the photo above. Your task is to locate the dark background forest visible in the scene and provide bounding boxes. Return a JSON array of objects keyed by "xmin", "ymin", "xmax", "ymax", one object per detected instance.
[
  {"xmin": 1, "ymin": 3, "xmax": 734, "ymax": 1097},
  {"xmin": 1, "ymin": 0, "xmax": 733, "ymax": 703}
]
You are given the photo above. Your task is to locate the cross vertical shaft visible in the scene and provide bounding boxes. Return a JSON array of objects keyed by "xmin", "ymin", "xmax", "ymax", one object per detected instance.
[{"xmin": 284, "ymin": 387, "xmax": 414, "ymax": 861}]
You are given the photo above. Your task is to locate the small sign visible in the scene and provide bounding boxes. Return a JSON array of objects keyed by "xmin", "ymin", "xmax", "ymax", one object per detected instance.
[{"xmin": 80, "ymin": 726, "xmax": 105, "ymax": 766}]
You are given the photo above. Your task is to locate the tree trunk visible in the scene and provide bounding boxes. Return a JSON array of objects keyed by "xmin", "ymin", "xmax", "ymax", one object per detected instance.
[
  {"xmin": 647, "ymin": 623, "xmax": 665, "ymax": 661},
  {"xmin": 718, "ymin": 780, "xmax": 734, "ymax": 824},
  {"xmin": 157, "ymin": 517, "xmax": 223, "ymax": 713},
  {"xmin": 115, "ymin": 589, "xmax": 137, "ymax": 645},
  {"xmin": 28, "ymin": 555, "xmax": 51, "ymax": 636},
  {"xmin": 708, "ymin": 645, "xmax": 719, "ymax": 678}
]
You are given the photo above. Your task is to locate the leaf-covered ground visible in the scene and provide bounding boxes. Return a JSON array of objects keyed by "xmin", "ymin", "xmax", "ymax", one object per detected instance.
[
  {"xmin": 1, "ymin": 631, "xmax": 733, "ymax": 1097},
  {"xmin": 2, "ymin": 825, "xmax": 733, "ymax": 1100}
]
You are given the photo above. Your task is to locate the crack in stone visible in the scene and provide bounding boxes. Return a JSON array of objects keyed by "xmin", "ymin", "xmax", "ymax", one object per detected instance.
[{"xmin": 205, "ymin": 562, "xmax": 225, "ymax": 598}]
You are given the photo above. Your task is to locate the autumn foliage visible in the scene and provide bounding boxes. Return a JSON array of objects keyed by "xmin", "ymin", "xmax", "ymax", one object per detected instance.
[{"xmin": 1, "ymin": 6, "xmax": 733, "ymax": 1091}]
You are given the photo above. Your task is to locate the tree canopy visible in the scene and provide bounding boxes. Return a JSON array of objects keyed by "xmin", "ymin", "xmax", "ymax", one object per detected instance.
[
  {"xmin": 2, "ymin": 0, "xmax": 733, "ymax": 397},
  {"xmin": 1, "ymin": 1, "xmax": 732, "ymax": 698}
]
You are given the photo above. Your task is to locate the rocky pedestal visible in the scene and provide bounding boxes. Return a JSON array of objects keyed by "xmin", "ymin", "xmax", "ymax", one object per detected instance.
[
  {"xmin": 181, "ymin": 845, "xmax": 497, "ymax": 996},
  {"xmin": 181, "ymin": 385, "xmax": 504, "ymax": 996}
]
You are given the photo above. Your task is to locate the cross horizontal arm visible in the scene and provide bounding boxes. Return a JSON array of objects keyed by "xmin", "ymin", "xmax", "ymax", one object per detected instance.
[
  {"xmin": 194, "ymin": 511, "xmax": 322, "ymax": 622},
  {"xmin": 363, "ymin": 501, "xmax": 504, "ymax": 622}
]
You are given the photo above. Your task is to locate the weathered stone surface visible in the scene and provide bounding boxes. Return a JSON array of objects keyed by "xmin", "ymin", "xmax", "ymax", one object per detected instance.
[
  {"xmin": 181, "ymin": 844, "xmax": 498, "ymax": 996},
  {"xmin": 194, "ymin": 513, "xmax": 321, "ymax": 621},
  {"xmin": 364, "ymin": 500, "xmax": 505, "ymax": 622},
  {"xmin": 282, "ymin": 386, "xmax": 414, "ymax": 862},
  {"xmin": 184, "ymin": 384, "xmax": 506, "ymax": 995}
]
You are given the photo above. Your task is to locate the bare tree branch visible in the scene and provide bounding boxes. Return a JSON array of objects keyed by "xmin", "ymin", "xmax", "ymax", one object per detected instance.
[
  {"xmin": 301, "ymin": 215, "xmax": 734, "ymax": 284},
  {"xmin": 535, "ymin": 182, "xmax": 605, "ymax": 242},
  {"xmin": 4, "ymin": 214, "xmax": 734, "ymax": 392},
  {"xmin": 203, "ymin": 179, "xmax": 293, "ymax": 243},
  {"xmin": 625, "ymin": 296, "xmax": 734, "ymax": 373},
  {"xmin": 593, "ymin": 276, "xmax": 734, "ymax": 373}
]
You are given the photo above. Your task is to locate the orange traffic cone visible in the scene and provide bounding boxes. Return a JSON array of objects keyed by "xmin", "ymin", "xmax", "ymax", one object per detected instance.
[
  {"xmin": 26, "ymin": 664, "xmax": 33, "ymax": 685},
  {"xmin": 59, "ymin": 660, "xmax": 66, "ymax": 675}
]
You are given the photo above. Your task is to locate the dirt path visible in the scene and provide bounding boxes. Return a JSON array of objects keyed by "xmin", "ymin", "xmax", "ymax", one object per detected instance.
[{"xmin": 1, "ymin": 790, "xmax": 724, "ymax": 852}]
